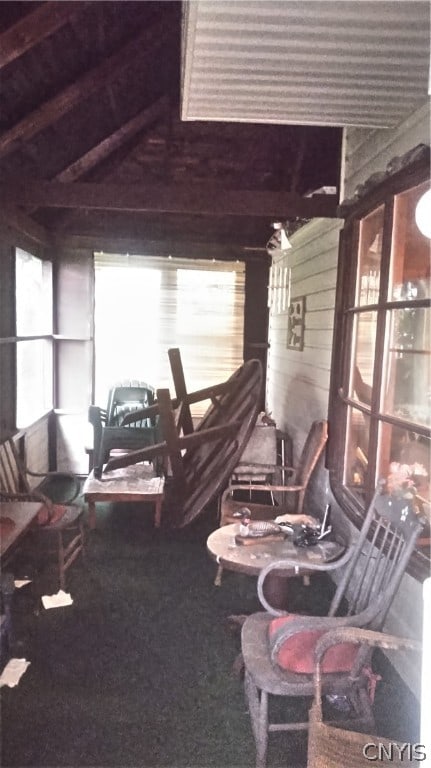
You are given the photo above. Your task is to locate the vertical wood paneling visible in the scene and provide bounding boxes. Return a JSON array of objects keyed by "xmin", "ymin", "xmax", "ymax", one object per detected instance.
[
  {"xmin": 266, "ymin": 217, "xmax": 341, "ymax": 515},
  {"xmin": 267, "ymin": 218, "xmax": 342, "ymax": 447}
]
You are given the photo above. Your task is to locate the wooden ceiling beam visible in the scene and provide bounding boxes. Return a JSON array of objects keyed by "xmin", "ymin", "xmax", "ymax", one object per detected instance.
[
  {"xmin": 51, "ymin": 233, "xmax": 266, "ymax": 262},
  {"xmin": 0, "ymin": 180, "xmax": 338, "ymax": 219},
  {"xmin": 0, "ymin": 2, "xmax": 86, "ymax": 69},
  {"xmin": 55, "ymin": 98, "xmax": 168, "ymax": 183},
  {"xmin": 0, "ymin": 203, "xmax": 49, "ymax": 246},
  {"xmin": 47, "ymin": 207, "xmax": 269, "ymax": 247},
  {"xmin": 0, "ymin": 15, "xmax": 176, "ymax": 160},
  {"xmin": 25, "ymin": 98, "xmax": 169, "ymax": 218}
]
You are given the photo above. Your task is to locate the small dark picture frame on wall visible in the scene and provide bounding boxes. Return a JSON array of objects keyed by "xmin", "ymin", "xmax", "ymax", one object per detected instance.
[{"xmin": 287, "ymin": 296, "xmax": 305, "ymax": 350}]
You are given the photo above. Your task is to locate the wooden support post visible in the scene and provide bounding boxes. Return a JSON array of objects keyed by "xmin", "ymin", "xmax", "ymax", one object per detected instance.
[
  {"xmin": 168, "ymin": 347, "xmax": 194, "ymax": 435},
  {"xmin": 156, "ymin": 388, "xmax": 186, "ymax": 517}
]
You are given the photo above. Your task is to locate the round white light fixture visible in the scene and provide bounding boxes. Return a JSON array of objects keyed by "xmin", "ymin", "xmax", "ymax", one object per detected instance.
[{"xmin": 415, "ymin": 188, "xmax": 431, "ymax": 239}]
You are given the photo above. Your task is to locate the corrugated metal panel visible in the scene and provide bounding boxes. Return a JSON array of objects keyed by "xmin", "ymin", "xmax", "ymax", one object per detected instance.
[{"xmin": 182, "ymin": 1, "xmax": 430, "ymax": 128}]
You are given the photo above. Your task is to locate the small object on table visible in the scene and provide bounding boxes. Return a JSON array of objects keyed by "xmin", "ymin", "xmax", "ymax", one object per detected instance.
[
  {"xmin": 235, "ymin": 532, "xmax": 286, "ymax": 546},
  {"xmin": 235, "ymin": 517, "xmax": 287, "ymax": 545},
  {"xmin": 293, "ymin": 505, "xmax": 332, "ymax": 547},
  {"xmin": 234, "ymin": 510, "xmax": 289, "ymax": 542}
]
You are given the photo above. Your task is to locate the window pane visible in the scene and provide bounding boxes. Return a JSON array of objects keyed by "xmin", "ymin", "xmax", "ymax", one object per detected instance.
[
  {"xmin": 383, "ymin": 308, "xmax": 430, "ymax": 426},
  {"xmin": 16, "ymin": 249, "xmax": 52, "ymax": 335},
  {"xmin": 94, "ymin": 266, "xmax": 162, "ymax": 405},
  {"xmin": 16, "ymin": 340, "xmax": 53, "ymax": 427},
  {"xmin": 349, "ymin": 311, "xmax": 377, "ymax": 401},
  {"xmin": 389, "ymin": 180, "xmax": 430, "ymax": 301},
  {"xmin": 356, "ymin": 206, "xmax": 384, "ymax": 306},
  {"xmin": 343, "ymin": 406, "xmax": 370, "ymax": 501},
  {"xmin": 377, "ymin": 423, "xmax": 430, "ymax": 507}
]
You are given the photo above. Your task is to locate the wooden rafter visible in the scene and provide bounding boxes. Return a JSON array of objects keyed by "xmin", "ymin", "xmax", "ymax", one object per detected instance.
[
  {"xmin": 50, "ymin": 233, "xmax": 266, "ymax": 261},
  {"xmin": 0, "ymin": 15, "xmax": 176, "ymax": 160},
  {"xmin": 0, "ymin": 2, "xmax": 85, "ymax": 69},
  {"xmin": 0, "ymin": 203, "xmax": 49, "ymax": 246},
  {"xmin": 0, "ymin": 180, "xmax": 338, "ymax": 218},
  {"xmin": 55, "ymin": 98, "xmax": 168, "ymax": 183}
]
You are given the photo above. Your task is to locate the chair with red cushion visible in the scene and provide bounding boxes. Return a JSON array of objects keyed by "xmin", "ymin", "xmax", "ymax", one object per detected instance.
[
  {"xmin": 0, "ymin": 437, "xmax": 84, "ymax": 591},
  {"xmin": 241, "ymin": 484, "xmax": 425, "ymax": 768}
]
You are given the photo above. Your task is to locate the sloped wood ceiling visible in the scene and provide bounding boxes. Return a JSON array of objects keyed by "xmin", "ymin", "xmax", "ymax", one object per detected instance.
[{"xmin": 0, "ymin": 1, "xmax": 342, "ymax": 257}]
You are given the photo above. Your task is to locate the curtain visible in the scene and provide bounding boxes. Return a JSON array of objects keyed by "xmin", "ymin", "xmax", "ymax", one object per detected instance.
[{"xmin": 93, "ymin": 253, "xmax": 245, "ymax": 418}]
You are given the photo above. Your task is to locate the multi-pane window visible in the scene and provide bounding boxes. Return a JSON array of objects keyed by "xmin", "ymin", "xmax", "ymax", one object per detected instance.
[
  {"xmin": 15, "ymin": 248, "xmax": 53, "ymax": 427},
  {"xmin": 329, "ymin": 163, "xmax": 430, "ymax": 575}
]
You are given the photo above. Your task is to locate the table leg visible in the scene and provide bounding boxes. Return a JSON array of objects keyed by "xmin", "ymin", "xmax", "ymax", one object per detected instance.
[
  {"xmin": 87, "ymin": 500, "xmax": 97, "ymax": 530},
  {"xmin": 262, "ymin": 572, "xmax": 289, "ymax": 611},
  {"xmin": 154, "ymin": 497, "xmax": 162, "ymax": 528}
]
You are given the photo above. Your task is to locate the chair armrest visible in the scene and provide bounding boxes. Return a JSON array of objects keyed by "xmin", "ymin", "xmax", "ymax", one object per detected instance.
[
  {"xmin": 269, "ymin": 613, "xmax": 368, "ymax": 666},
  {"xmin": 24, "ymin": 469, "xmax": 81, "ymax": 504},
  {"xmin": 88, "ymin": 405, "xmax": 106, "ymax": 427},
  {"xmin": 314, "ymin": 627, "xmax": 422, "ymax": 663},
  {"xmin": 0, "ymin": 489, "xmax": 52, "ymax": 507},
  {"xmin": 311, "ymin": 627, "xmax": 422, "ymax": 718},
  {"xmin": 223, "ymin": 482, "xmax": 306, "ymax": 496},
  {"xmin": 257, "ymin": 550, "xmax": 354, "ymax": 615}
]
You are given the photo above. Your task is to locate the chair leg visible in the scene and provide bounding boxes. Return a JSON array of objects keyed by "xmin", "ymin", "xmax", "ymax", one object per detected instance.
[
  {"xmin": 58, "ymin": 531, "xmax": 66, "ymax": 592},
  {"xmin": 79, "ymin": 519, "xmax": 86, "ymax": 561},
  {"xmin": 214, "ymin": 564, "xmax": 223, "ymax": 586},
  {"xmin": 256, "ymin": 690, "xmax": 269, "ymax": 768},
  {"xmin": 245, "ymin": 670, "xmax": 269, "ymax": 768}
]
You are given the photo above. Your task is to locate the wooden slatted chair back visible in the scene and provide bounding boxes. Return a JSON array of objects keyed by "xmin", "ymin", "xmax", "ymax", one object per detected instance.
[
  {"xmin": 0, "ymin": 438, "xmax": 29, "ymax": 495},
  {"xmin": 329, "ymin": 488, "xmax": 424, "ymax": 628}
]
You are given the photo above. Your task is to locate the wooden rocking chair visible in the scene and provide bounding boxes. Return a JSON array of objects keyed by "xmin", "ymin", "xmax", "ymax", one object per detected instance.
[{"xmin": 240, "ymin": 484, "xmax": 424, "ymax": 767}]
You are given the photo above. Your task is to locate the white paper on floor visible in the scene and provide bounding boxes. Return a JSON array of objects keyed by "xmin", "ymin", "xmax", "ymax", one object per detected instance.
[
  {"xmin": 41, "ymin": 590, "xmax": 73, "ymax": 610},
  {"xmin": 0, "ymin": 658, "xmax": 31, "ymax": 688},
  {"xmin": 14, "ymin": 579, "xmax": 32, "ymax": 588}
]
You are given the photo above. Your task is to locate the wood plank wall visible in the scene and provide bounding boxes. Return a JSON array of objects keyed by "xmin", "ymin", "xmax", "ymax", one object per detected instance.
[{"xmin": 266, "ymin": 217, "xmax": 342, "ymax": 513}]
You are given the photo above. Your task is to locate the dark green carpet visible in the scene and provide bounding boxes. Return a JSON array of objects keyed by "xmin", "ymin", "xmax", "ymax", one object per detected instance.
[{"xmin": 1, "ymin": 501, "xmax": 420, "ymax": 768}]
